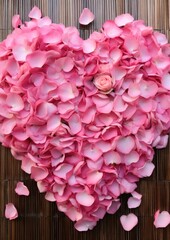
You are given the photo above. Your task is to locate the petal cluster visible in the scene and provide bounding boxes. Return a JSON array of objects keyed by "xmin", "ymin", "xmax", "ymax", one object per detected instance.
[{"xmin": 0, "ymin": 7, "xmax": 170, "ymax": 231}]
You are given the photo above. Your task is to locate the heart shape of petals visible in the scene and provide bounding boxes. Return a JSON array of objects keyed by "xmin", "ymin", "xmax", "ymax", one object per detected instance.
[{"xmin": 1, "ymin": 6, "xmax": 170, "ymax": 231}]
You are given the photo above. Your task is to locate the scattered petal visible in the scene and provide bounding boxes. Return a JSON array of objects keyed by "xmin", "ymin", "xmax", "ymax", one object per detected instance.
[
  {"xmin": 15, "ymin": 182, "xmax": 30, "ymax": 196},
  {"xmin": 5, "ymin": 203, "xmax": 18, "ymax": 220},
  {"xmin": 79, "ymin": 8, "xmax": 94, "ymax": 25},
  {"xmin": 120, "ymin": 213, "xmax": 138, "ymax": 231}
]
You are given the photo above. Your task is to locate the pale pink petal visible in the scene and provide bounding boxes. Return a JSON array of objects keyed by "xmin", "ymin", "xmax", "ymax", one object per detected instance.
[
  {"xmin": 154, "ymin": 210, "xmax": 170, "ymax": 228},
  {"xmin": 54, "ymin": 163, "xmax": 73, "ymax": 179},
  {"xmin": 15, "ymin": 182, "xmax": 30, "ymax": 196},
  {"xmin": 116, "ymin": 136, "xmax": 135, "ymax": 154},
  {"xmin": 124, "ymin": 37, "xmax": 138, "ymax": 53},
  {"xmin": 13, "ymin": 45, "xmax": 31, "ymax": 61},
  {"xmin": 124, "ymin": 151, "xmax": 139, "ymax": 165},
  {"xmin": 104, "ymin": 151, "xmax": 121, "ymax": 165},
  {"xmin": 127, "ymin": 197, "xmax": 141, "ymax": 209},
  {"xmin": 115, "ymin": 14, "xmax": 134, "ymax": 27},
  {"xmin": 6, "ymin": 93, "xmax": 24, "ymax": 111},
  {"xmin": 103, "ymin": 20, "xmax": 122, "ymax": 38},
  {"xmin": 66, "ymin": 207, "xmax": 82, "ymax": 221},
  {"xmin": 45, "ymin": 192, "xmax": 56, "ymax": 202},
  {"xmin": 120, "ymin": 213, "xmax": 138, "ymax": 231},
  {"xmin": 5, "ymin": 203, "xmax": 18, "ymax": 220},
  {"xmin": 58, "ymin": 83, "xmax": 75, "ymax": 102},
  {"xmin": 47, "ymin": 115, "xmax": 60, "ymax": 131},
  {"xmin": 6, "ymin": 58, "xmax": 19, "ymax": 76},
  {"xmin": 75, "ymin": 219, "xmax": 96, "ymax": 231},
  {"xmin": 1, "ymin": 118, "xmax": 16, "ymax": 135},
  {"xmin": 140, "ymin": 80, "xmax": 158, "ymax": 98},
  {"xmin": 68, "ymin": 113, "xmax": 82, "ymax": 135},
  {"xmin": 83, "ymin": 39, "xmax": 96, "ymax": 53},
  {"xmin": 86, "ymin": 171, "xmax": 103, "ymax": 184},
  {"xmin": 27, "ymin": 51, "xmax": 47, "ymax": 68},
  {"xmin": 79, "ymin": 8, "xmax": 94, "ymax": 25},
  {"xmin": 31, "ymin": 166, "xmax": 48, "ymax": 181},
  {"xmin": 154, "ymin": 32, "xmax": 168, "ymax": 46},
  {"xmin": 83, "ymin": 144, "xmax": 102, "ymax": 161},
  {"xmin": 109, "ymin": 48, "xmax": 122, "ymax": 64},
  {"xmin": 76, "ymin": 191, "xmax": 95, "ymax": 206},
  {"xmin": 162, "ymin": 73, "xmax": 170, "ymax": 90},
  {"xmin": 107, "ymin": 200, "xmax": 121, "ymax": 214},
  {"xmin": 138, "ymin": 162, "xmax": 155, "ymax": 177},
  {"xmin": 29, "ymin": 6, "xmax": 42, "ymax": 19},
  {"xmin": 12, "ymin": 15, "xmax": 22, "ymax": 28}
]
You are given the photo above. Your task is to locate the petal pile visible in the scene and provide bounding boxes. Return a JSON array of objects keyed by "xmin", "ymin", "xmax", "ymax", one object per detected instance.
[{"xmin": 1, "ymin": 6, "xmax": 170, "ymax": 231}]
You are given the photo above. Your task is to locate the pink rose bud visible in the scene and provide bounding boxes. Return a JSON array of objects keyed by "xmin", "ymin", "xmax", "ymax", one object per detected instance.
[{"xmin": 93, "ymin": 74, "xmax": 114, "ymax": 93}]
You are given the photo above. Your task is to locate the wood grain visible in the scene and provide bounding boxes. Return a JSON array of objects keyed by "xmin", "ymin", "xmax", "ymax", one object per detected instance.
[{"xmin": 0, "ymin": 0, "xmax": 170, "ymax": 239}]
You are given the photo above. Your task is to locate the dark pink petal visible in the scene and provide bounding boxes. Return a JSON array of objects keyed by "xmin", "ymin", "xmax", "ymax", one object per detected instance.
[
  {"xmin": 115, "ymin": 14, "xmax": 134, "ymax": 26},
  {"xmin": 15, "ymin": 182, "xmax": 30, "ymax": 196},
  {"xmin": 31, "ymin": 166, "xmax": 48, "ymax": 181},
  {"xmin": 79, "ymin": 8, "xmax": 94, "ymax": 25},
  {"xmin": 154, "ymin": 210, "xmax": 170, "ymax": 228},
  {"xmin": 120, "ymin": 213, "xmax": 138, "ymax": 231},
  {"xmin": 27, "ymin": 51, "xmax": 47, "ymax": 68},
  {"xmin": 12, "ymin": 15, "xmax": 22, "ymax": 28},
  {"xmin": 5, "ymin": 203, "xmax": 18, "ymax": 220},
  {"xmin": 103, "ymin": 20, "xmax": 122, "ymax": 38},
  {"xmin": 29, "ymin": 6, "xmax": 42, "ymax": 19},
  {"xmin": 76, "ymin": 191, "xmax": 95, "ymax": 206}
]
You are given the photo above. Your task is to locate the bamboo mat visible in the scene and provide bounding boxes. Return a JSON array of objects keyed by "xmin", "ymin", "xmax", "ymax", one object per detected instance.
[{"xmin": 0, "ymin": 0, "xmax": 170, "ymax": 239}]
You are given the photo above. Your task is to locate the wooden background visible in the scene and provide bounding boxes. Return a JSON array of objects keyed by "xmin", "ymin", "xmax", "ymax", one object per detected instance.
[{"xmin": 0, "ymin": 0, "xmax": 170, "ymax": 239}]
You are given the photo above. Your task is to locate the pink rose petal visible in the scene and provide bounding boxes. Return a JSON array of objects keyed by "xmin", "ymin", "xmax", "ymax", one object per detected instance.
[
  {"xmin": 76, "ymin": 191, "xmax": 95, "ymax": 206},
  {"xmin": 120, "ymin": 213, "xmax": 138, "ymax": 231},
  {"xmin": 15, "ymin": 182, "xmax": 30, "ymax": 196},
  {"xmin": 27, "ymin": 51, "xmax": 47, "ymax": 68},
  {"xmin": 115, "ymin": 14, "xmax": 134, "ymax": 27},
  {"xmin": 29, "ymin": 6, "xmax": 42, "ymax": 19},
  {"xmin": 31, "ymin": 166, "xmax": 48, "ymax": 181},
  {"xmin": 5, "ymin": 203, "xmax": 18, "ymax": 220},
  {"xmin": 79, "ymin": 8, "xmax": 94, "ymax": 25},
  {"xmin": 12, "ymin": 15, "xmax": 22, "ymax": 28},
  {"xmin": 116, "ymin": 136, "xmax": 135, "ymax": 154},
  {"xmin": 6, "ymin": 93, "xmax": 24, "ymax": 112},
  {"xmin": 83, "ymin": 39, "xmax": 96, "ymax": 53},
  {"xmin": 103, "ymin": 20, "xmax": 122, "ymax": 38},
  {"xmin": 154, "ymin": 210, "xmax": 170, "ymax": 228},
  {"xmin": 127, "ymin": 196, "xmax": 141, "ymax": 209}
]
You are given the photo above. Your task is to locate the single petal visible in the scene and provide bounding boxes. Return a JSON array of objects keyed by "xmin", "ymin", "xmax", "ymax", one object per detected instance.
[
  {"xmin": 115, "ymin": 14, "xmax": 134, "ymax": 27},
  {"xmin": 12, "ymin": 15, "xmax": 22, "ymax": 28},
  {"xmin": 162, "ymin": 73, "xmax": 170, "ymax": 90},
  {"xmin": 5, "ymin": 203, "xmax": 18, "ymax": 220},
  {"xmin": 83, "ymin": 39, "xmax": 96, "ymax": 53},
  {"xmin": 120, "ymin": 213, "xmax": 138, "ymax": 231},
  {"xmin": 116, "ymin": 136, "xmax": 135, "ymax": 154},
  {"xmin": 154, "ymin": 210, "xmax": 170, "ymax": 228},
  {"xmin": 103, "ymin": 20, "xmax": 122, "ymax": 38},
  {"xmin": 6, "ymin": 93, "xmax": 24, "ymax": 111},
  {"xmin": 68, "ymin": 113, "xmax": 82, "ymax": 135},
  {"xmin": 79, "ymin": 8, "xmax": 94, "ymax": 25},
  {"xmin": 127, "ymin": 197, "xmax": 141, "ymax": 209},
  {"xmin": 76, "ymin": 191, "xmax": 95, "ymax": 206},
  {"xmin": 29, "ymin": 6, "xmax": 42, "ymax": 19},
  {"xmin": 27, "ymin": 51, "xmax": 47, "ymax": 68},
  {"xmin": 31, "ymin": 166, "xmax": 48, "ymax": 181},
  {"xmin": 15, "ymin": 182, "xmax": 30, "ymax": 196},
  {"xmin": 86, "ymin": 171, "xmax": 103, "ymax": 184}
]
